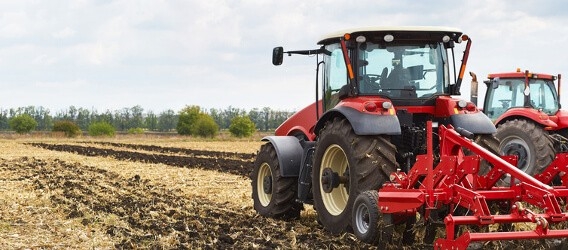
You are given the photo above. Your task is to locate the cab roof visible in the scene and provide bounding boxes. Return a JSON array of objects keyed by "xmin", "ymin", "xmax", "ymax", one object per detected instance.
[
  {"xmin": 488, "ymin": 70, "xmax": 557, "ymax": 80},
  {"xmin": 317, "ymin": 26, "xmax": 463, "ymax": 45}
]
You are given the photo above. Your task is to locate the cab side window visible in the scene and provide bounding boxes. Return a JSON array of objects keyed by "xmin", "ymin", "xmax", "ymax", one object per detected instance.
[{"xmin": 323, "ymin": 44, "xmax": 347, "ymax": 110}]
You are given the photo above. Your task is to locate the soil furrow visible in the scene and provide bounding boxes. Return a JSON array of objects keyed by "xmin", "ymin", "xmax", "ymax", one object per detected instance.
[
  {"xmin": 82, "ymin": 141, "xmax": 256, "ymax": 160},
  {"xmin": 27, "ymin": 143, "xmax": 253, "ymax": 177},
  {"xmin": 0, "ymin": 157, "xmax": 367, "ymax": 249}
]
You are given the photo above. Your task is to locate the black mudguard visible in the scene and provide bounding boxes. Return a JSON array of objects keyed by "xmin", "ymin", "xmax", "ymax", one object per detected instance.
[
  {"xmin": 450, "ymin": 112, "xmax": 497, "ymax": 134},
  {"xmin": 261, "ymin": 136, "xmax": 304, "ymax": 177},
  {"xmin": 315, "ymin": 106, "xmax": 401, "ymax": 136}
]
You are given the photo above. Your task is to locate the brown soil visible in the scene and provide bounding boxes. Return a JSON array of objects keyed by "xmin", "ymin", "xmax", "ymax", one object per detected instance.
[
  {"xmin": 28, "ymin": 143, "xmax": 253, "ymax": 178},
  {"xmin": 1, "ymin": 140, "xmax": 559, "ymax": 249},
  {"xmin": 7, "ymin": 141, "xmax": 372, "ymax": 249}
]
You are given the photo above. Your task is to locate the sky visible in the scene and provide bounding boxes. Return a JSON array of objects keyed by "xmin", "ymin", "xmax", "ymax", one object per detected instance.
[{"xmin": 0, "ymin": 0, "xmax": 566, "ymax": 114}]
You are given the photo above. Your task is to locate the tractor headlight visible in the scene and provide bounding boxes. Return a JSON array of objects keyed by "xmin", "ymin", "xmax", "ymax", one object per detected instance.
[{"xmin": 457, "ymin": 100, "xmax": 467, "ymax": 108}]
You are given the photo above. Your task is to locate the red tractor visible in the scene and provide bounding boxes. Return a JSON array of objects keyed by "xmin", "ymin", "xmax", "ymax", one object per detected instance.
[
  {"xmin": 252, "ymin": 27, "xmax": 568, "ymax": 249},
  {"xmin": 471, "ymin": 70, "xmax": 566, "ymax": 182}
]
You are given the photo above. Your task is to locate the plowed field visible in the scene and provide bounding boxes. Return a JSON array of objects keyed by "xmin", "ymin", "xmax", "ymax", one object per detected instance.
[
  {"xmin": 0, "ymin": 137, "xmax": 368, "ymax": 249},
  {"xmin": 0, "ymin": 137, "xmax": 561, "ymax": 249}
]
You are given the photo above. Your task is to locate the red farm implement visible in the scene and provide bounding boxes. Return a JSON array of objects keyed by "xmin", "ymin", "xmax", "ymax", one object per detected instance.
[{"xmin": 373, "ymin": 121, "xmax": 568, "ymax": 249}]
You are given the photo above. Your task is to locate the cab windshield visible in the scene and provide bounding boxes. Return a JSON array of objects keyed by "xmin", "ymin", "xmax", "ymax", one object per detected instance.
[
  {"xmin": 484, "ymin": 78, "xmax": 559, "ymax": 119},
  {"xmin": 357, "ymin": 42, "xmax": 449, "ymax": 98}
]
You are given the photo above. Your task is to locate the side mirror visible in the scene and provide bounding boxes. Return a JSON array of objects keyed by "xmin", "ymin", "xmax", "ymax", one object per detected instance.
[
  {"xmin": 272, "ymin": 47, "xmax": 284, "ymax": 66},
  {"xmin": 484, "ymin": 78, "xmax": 500, "ymax": 89},
  {"xmin": 491, "ymin": 77, "xmax": 500, "ymax": 89}
]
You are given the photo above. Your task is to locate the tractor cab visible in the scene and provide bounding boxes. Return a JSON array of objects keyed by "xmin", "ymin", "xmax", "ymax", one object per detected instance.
[
  {"xmin": 483, "ymin": 69, "xmax": 560, "ymax": 121},
  {"xmin": 271, "ymin": 27, "xmax": 490, "ymax": 142},
  {"xmin": 340, "ymin": 32, "xmax": 452, "ymax": 103},
  {"xmin": 273, "ymin": 27, "xmax": 470, "ymax": 111}
]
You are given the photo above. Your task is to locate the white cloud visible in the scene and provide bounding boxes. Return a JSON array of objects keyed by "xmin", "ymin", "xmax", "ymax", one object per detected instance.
[
  {"xmin": 0, "ymin": 12, "xmax": 30, "ymax": 38},
  {"xmin": 0, "ymin": 0, "xmax": 566, "ymax": 112},
  {"xmin": 34, "ymin": 79, "xmax": 89, "ymax": 88},
  {"xmin": 51, "ymin": 27, "xmax": 76, "ymax": 39},
  {"xmin": 32, "ymin": 54, "xmax": 56, "ymax": 65}
]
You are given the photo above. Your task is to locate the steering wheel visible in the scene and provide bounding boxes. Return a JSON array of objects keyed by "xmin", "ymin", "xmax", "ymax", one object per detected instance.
[
  {"xmin": 363, "ymin": 74, "xmax": 382, "ymax": 83},
  {"xmin": 499, "ymin": 99, "xmax": 511, "ymax": 108},
  {"xmin": 361, "ymin": 74, "xmax": 382, "ymax": 92}
]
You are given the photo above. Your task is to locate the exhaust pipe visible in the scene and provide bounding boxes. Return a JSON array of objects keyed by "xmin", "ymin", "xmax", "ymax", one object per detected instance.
[{"xmin": 469, "ymin": 72, "xmax": 478, "ymax": 106}]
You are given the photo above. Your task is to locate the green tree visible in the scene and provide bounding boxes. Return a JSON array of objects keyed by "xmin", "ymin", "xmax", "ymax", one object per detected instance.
[
  {"xmin": 194, "ymin": 114, "xmax": 219, "ymax": 137},
  {"xmin": 229, "ymin": 116, "xmax": 256, "ymax": 138},
  {"xmin": 97, "ymin": 110, "xmax": 114, "ymax": 125},
  {"xmin": 0, "ymin": 109, "xmax": 9, "ymax": 130},
  {"xmin": 9, "ymin": 114, "xmax": 38, "ymax": 134},
  {"xmin": 88, "ymin": 121, "xmax": 115, "ymax": 137},
  {"xmin": 145, "ymin": 111, "xmax": 158, "ymax": 131},
  {"xmin": 114, "ymin": 108, "xmax": 130, "ymax": 131},
  {"xmin": 158, "ymin": 109, "xmax": 177, "ymax": 132},
  {"xmin": 176, "ymin": 105, "xmax": 202, "ymax": 135},
  {"xmin": 52, "ymin": 120, "xmax": 81, "ymax": 137},
  {"xmin": 176, "ymin": 105, "xmax": 219, "ymax": 137},
  {"xmin": 220, "ymin": 106, "xmax": 246, "ymax": 129},
  {"xmin": 129, "ymin": 105, "xmax": 144, "ymax": 129},
  {"xmin": 75, "ymin": 107, "xmax": 91, "ymax": 130}
]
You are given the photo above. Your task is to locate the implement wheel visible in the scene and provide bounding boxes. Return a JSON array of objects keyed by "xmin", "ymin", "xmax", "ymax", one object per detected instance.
[
  {"xmin": 312, "ymin": 117, "xmax": 397, "ymax": 234},
  {"xmin": 251, "ymin": 143, "xmax": 302, "ymax": 219},
  {"xmin": 352, "ymin": 190, "xmax": 393, "ymax": 248},
  {"xmin": 495, "ymin": 119, "xmax": 554, "ymax": 176}
]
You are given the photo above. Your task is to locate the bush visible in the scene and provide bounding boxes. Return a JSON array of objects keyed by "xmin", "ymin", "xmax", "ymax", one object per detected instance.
[
  {"xmin": 88, "ymin": 122, "xmax": 116, "ymax": 137},
  {"xmin": 9, "ymin": 114, "xmax": 38, "ymax": 134},
  {"xmin": 229, "ymin": 116, "xmax": 256, "ymax": 138},
  {"xmin": 128, "ymin": 127, "xmax": 145, "ymax": 134},
  {"xmin": 52, "ymin": 120, "xmax": 81, "ymax": 137},
  {"xmin": 176, "ymin": 105, "xmax": 219, "ymax": 137},
  {"xmin": 177, "ymin": 105, "xmax": 201, "ymax": 135},
  {"xmin": 194, "ymin": 115, "xmax": 219, "ymax": 138}
]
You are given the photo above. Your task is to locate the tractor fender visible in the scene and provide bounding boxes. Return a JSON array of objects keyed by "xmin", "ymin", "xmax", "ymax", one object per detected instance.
[
  {"xmin": 314, "ymin": 106, "xmax": 401, "ymax": 136},
  {"xmin": 261, "ymin": 136, "xmax": 304, "ymax": 177},
  {"xmin": 551, "ymin": 109, "xmax": 568, "ymax": 130},
  {"xmin": 494, "ymin": 108, "xmax": 558, "ymax": 128},
  {"xmin": 450, "ymin": 112, "xmax": 497, "ymax": 134}
]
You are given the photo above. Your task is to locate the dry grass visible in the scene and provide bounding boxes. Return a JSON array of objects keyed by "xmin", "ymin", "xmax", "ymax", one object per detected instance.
[
  {"xmin": 0, "ymin": 134, "xmax": 560, "ymax": 249},
  {"xmin": 0, "ymin": 143, "xmax": 114, "ymax": 248},
  {"xmin": 0, "ymin": 135, "xmax": 262, "ymax": 248}
]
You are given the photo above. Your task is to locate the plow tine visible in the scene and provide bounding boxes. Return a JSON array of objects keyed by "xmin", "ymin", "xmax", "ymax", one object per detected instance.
[
  {"xmin": 380, "ymin": 123, "xmax": 568, "ymax": 250},
  {"xmin": 442, "ymin": 125, "xmax": 554, "ymax": 191},
  {"xmin": 433, "ymin": 125, "xmax": 568, "ymax": 249},
  {"xmin": 534, "ymin": 152, "xmax": 568, "ymax": 186},
  {"xmin": 436, "ymin": 229, "xmax": 568, "ymax": 250}
]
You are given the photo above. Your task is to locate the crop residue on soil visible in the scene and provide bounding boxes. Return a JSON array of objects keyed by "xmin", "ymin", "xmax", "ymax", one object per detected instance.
[
  {"xmin": 0, "ymin": 139, "xmax": 559, "ymax": 249},
  {"xmin": 1, "ymin": 140, "xmax": 370, "ymax": 249}
]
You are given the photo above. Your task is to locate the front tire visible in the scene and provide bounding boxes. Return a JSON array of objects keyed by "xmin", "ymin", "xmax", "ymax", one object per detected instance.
[
  {"xmin": 312, "ymin": 117, "xmax": 397, "ymax": 234},
  {"xmin": 251, "ymin": 143, "xmax": 302, "ymax": 219}
]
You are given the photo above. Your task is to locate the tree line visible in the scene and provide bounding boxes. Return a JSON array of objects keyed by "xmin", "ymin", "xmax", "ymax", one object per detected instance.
[{"xmin": 0, "ymin": 105, "xmax": 295, "ymax": 132}]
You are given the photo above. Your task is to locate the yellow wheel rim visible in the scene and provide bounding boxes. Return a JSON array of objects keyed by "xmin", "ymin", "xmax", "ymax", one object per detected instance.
[{"xmin": 319, "ymin": 144, "xmax": 349, "ymax": 216}]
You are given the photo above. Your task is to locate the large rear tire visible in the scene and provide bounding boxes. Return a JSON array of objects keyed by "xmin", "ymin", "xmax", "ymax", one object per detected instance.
[
  {"xmin": 474, "ymin": 134, "xmax": 501, "ymax": 176},
  {"xmin": 251, "ymin": 143, "xmax": 302, "ymax": 219},
  {"xmin": 495, "ymin": 119, "xmax": 554, "ymax": 176},
  {"xmin": 312, "ymin": 117, "xmax": 397, "ymax": 234}
]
